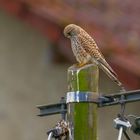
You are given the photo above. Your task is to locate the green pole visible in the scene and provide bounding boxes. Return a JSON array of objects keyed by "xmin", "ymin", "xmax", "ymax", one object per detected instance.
[{"xmin": 67, "ymin": 64, "xmax": 99, "ymax": 140}]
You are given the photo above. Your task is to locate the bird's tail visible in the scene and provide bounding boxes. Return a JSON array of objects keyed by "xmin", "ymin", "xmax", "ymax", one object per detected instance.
[{"xmin": 98, "ymin": 62, "xmax": 125, "ymax": 92}]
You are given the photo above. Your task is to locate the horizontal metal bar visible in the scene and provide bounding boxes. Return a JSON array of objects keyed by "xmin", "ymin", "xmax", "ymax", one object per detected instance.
[
  {"xmin": 37, "ymin": 103, "xmax": 67, "ymax": 116},
  {"xmin": 37, "ymin": 98, "xmax": 67, "ymax": 116},
  {"xmin": 101, "ymin": 89, "xmax": 140, "ymax": 107},
  {"xmin": 37, "ymin": 90, "xmax": 140, "ymax": 116}
]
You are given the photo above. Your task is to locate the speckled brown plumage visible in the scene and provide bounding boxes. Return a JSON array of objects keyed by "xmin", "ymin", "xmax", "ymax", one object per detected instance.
[{"xmin": 64, "ymin": 24, "xmax": 125, "ymax": 90}]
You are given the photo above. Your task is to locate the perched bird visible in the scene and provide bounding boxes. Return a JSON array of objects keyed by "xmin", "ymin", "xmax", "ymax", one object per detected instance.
[{"xmin": 64, "ymin": 24, "xmax": 125, "ymax": 91}]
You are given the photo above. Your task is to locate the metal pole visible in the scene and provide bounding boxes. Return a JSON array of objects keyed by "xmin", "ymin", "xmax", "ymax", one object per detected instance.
[
  {"xmin": 47, "ymin": 132, "xmax": 53, "ymax": 140},
  {"xmin": 67, "ymin": 64, "xmax": 99, "ymax": 140},
  {"xmin": 118, "ymin": 127, "xmax": 123, "ymax": 140}
]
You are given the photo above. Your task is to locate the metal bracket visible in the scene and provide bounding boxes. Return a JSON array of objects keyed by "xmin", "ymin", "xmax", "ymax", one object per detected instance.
[
  {"xmin": 114, "ymin": 117, "xmax": 131, "ymax": 130},
  {"xmin": 37, "ymin": 90, "xmax": 140, "ymax": 117},
  {"xmin": 100, "ymin": 89, "xmax": 140, "ymax": 107},
  {"xmin": 37, "ymin": 97, "xmax": 67, "ymax": 119},
  {"xmin": 66, "ymin": 91, "xmax": 99, "ymax": 103}
]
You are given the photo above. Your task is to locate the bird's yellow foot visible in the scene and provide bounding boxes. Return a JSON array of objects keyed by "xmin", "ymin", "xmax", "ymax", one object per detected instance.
[
  {"xmin": 75, "ymin": 63, "xmax": 87, "ymax": 68},
  {"xmin": 73, "ymin": 62, "xmax": 92, "ymax": 68}
]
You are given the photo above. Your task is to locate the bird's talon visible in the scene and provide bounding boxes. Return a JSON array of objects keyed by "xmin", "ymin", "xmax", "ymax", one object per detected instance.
[{"xmin": 77, "ymin": 63, "xmax": 86, "ymax": 68}]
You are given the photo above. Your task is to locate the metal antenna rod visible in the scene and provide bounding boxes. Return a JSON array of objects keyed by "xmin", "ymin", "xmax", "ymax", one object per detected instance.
[
  {"xmin": 118, "ymin": 127, "xmax": 123, "ymax": 140},
  {"xmin": 123, "ymin": 131, "xmax": 131, "ymax": 140},
  {"xmin": 48, "ymin": 132, "xmax": 53, "ymax": 140}
]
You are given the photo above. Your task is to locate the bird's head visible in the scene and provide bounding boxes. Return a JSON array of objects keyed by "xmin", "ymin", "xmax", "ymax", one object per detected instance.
[{"xmin": 63, "ymin": 24, "xmax": 81, "ymax": 38}]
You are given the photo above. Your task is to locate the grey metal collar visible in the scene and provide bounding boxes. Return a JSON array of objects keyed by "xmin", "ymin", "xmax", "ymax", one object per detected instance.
[{"xmin": 66, "ymin": 91, "xmax": 99, "ymax": 103}]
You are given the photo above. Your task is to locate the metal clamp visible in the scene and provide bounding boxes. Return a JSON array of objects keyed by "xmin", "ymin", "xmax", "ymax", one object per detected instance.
[
  {"xmin": 37, "ymin": 97, "xmax": 67, "ymax": 119},
  {"xmin": 114, "ymin": 118, "xmax": 131, "ymax": 130},
  {"xmin": 114, "ymin": 117, "xmax": 132, "ymax": 140},
  {"xmin": 66, "ymin": 91, "xmax": 99, "ymax": 103},
  {"xmin": 37, "ymin": 90, "xmax": 140, "ymax": 117}
]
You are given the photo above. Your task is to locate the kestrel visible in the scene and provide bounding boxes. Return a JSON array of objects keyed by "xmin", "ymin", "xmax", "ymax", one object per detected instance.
[{"xmin": 64, "ymin": 24, "xmax": 125, "ymax": 90}]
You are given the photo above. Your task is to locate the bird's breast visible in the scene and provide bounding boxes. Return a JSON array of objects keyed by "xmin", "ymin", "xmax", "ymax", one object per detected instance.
[{"xmin": 71, "ymin": 38, "xmax": 91, "ymax": 64}]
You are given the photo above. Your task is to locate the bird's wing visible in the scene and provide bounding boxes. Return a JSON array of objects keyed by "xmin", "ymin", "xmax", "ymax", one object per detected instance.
[
  {"xmin": 97, "ymin": 57, "xmax": 118, "ymax": 77},
  {"xmin": 78, "ymin": 32, "xmax": 118, "ymax": 77}
]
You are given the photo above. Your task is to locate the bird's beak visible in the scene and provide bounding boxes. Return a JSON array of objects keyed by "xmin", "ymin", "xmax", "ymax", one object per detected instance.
[
  {"xmin": 64, "ymin": 31, "xmax": 70, "ymax": 38},
  {"xmin": 66, "ymin": 35, "xmax": 71, "ymax": 38},
  {"xmin": 64, "ymin": 33, "xmax": 71, "ymax": 38}
]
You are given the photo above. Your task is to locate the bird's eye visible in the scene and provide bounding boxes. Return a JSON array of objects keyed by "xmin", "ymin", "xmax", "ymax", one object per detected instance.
[{"xmin": 67, "ymin": 32, "xmax": 71, "ymax": 36}]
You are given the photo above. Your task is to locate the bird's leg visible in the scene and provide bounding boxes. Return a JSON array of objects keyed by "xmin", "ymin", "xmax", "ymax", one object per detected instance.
[
  {"xmin": 77, "ymin": 63, "xmax": 86, "ymax": 67},
  {"xmin": 76, "ymin": 62, "xmax": 92, "ymax": 68}
]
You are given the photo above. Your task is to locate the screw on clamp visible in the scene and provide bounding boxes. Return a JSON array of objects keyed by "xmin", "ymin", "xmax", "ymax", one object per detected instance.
[
  {"xmin": 114, "ymin": 117, "xmax": 131, "ymax": 140},
  {"xmin": 114, "ymin": 117, "xmax": 131, "ymax": 130}
]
